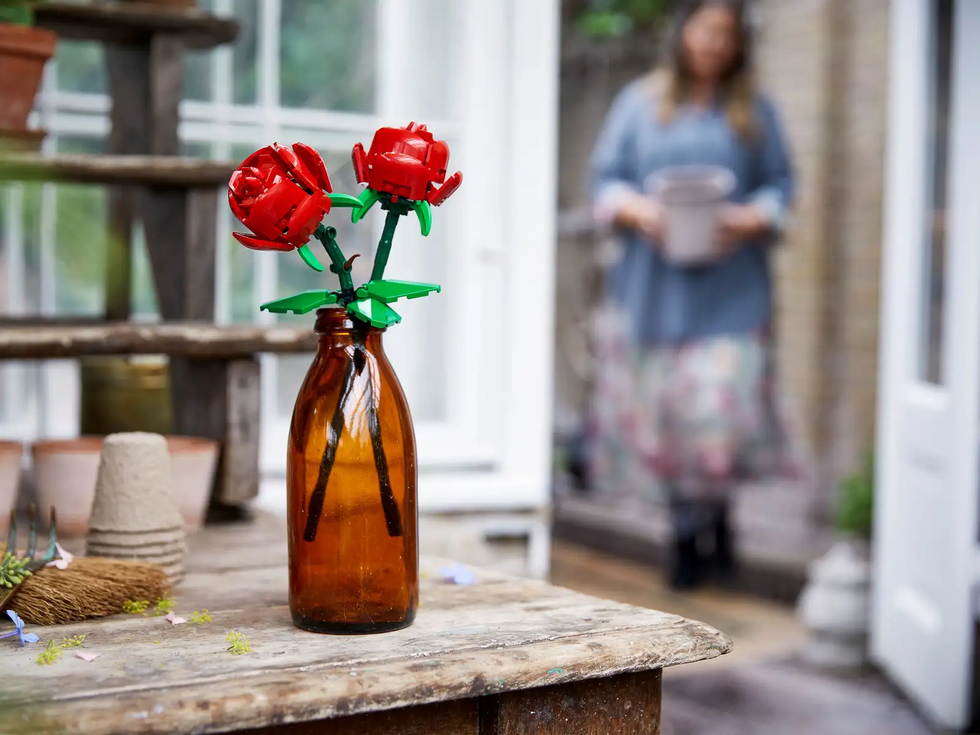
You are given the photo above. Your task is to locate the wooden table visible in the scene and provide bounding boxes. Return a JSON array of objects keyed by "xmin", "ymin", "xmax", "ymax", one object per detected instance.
[{"xmin": 0, "ymin": 514, "xmax": 730, "ymax": 734}]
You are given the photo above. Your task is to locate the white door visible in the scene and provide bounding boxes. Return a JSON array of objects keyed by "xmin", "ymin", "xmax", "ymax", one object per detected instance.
[{"xmin": 872, "ymin": 0, "xmax": 980, "ymax": 729}]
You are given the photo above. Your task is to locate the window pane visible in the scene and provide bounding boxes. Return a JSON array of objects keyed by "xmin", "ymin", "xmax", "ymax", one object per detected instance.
[
  {"xmin": 232, "ymin": 0, "xmax": 259, "ymax": 105},
  {"xmin": 229, "ymin": 144, "xmax": 258, "ymax": 323},
  {"xmin": 130, "ymin": 224, "xmax": 160, "ymax": 319},
  {"xmin": 279, "ymin": 0, "xmax": 376, "ymax": 112},
  {"xmin": 919, "ymin": 0, "xmax": 953, "ymax": 384},
  {"xmin": 184, "ymin": 48, "xmax": 214, "ymax": 102},
  {"xmin": 54, "ymin": 136, "xmax": 108, "ymax": 316},
  {"xmin": 55, "ymin": 41, "xmax": 106, "ymax": 95},
  {"xmin": 403, "ymin": 0, "xmax": 460, "ymax": 120},
  {"xmin": 184, "ymin": 0, "xmax": 216, "ymax": 102},
  {"xmin": 182, "ymin": 140, "xmax": 213, "ymax": 158}
]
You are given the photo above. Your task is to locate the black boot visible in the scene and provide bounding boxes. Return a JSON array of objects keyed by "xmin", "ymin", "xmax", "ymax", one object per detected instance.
[
  {"xmin": 707, "ymin": 501, "xmax": 736, "ymax": 583},
  {"xmin": 669, "ymin": 535, "xmax": 703, "ymax": 590}
]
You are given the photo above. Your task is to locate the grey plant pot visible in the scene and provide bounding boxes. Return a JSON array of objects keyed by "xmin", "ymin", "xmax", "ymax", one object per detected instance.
[
  {"xmin": 796, "ymin": 536, "xmax": 872, "ymax": 670},
  {"xmin": 646, "ymin": 165, "xmax": 736, "ymax": 266}
]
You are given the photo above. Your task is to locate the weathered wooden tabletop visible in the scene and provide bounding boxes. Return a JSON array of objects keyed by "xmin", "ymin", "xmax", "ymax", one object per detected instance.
[{"xmin": 0, "ymin": 513, "xmax": 730, "ymax": 735}]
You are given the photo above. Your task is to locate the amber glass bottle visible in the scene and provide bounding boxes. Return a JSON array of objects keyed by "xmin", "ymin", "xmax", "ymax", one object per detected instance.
[{"xmin": 287, "ymin": 307, "xmax": 418, "ymax": 634}]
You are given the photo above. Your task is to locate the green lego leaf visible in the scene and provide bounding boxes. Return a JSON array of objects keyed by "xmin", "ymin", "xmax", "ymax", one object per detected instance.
[
  {"xmin": 346, "ymin": 298, "xmax": 402, "ymax": 328},
  {"xmin": 352, "ymin": 188, "xmax": 380, "ymax": 223},
  {"xmin": 414, "ymin": 200, "xmax": 432, "ymax": 237},
  {"xmin": 364, "ymin": 280, "xmax": 441, "ymax": 303},
  {"xmin": 328, "ymin": 192, "xmax": 363, "ymax": 209},
  {"xmin": 296, "ymin": 243, "xmax": 324, "ymax": 272},
  {"xmin": 261, "ymin": 291, "xmax": 338, "ymax": 315}
]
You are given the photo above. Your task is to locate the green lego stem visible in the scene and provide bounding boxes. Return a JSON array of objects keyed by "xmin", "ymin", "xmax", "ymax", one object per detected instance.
[
  {"xmin": 313, "ymin": 224, "xmax": 356, "ymax": 300},
  {"xmin": 371, "ymin": 209, "xmax": 402, "ymax": 282}
]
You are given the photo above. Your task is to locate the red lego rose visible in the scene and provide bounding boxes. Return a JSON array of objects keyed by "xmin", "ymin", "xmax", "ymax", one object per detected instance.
[
  {"xmin": 228, "ymin": 142, "xmax": 334, "ymax": 252},
  {"xmin": 351, "ymin": 122, "xmax": 462, "ymax": 206}
]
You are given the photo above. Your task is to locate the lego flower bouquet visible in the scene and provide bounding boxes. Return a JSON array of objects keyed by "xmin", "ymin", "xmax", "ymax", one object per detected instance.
[{"xmin": 228, "ymin": 123, "xmax": 461, "ymax": 634}]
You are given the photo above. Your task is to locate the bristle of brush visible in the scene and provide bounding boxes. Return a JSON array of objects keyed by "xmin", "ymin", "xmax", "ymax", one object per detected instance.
[{"xmin": 9, "ymin": 557, "xmax": 171, "ymax": 626}]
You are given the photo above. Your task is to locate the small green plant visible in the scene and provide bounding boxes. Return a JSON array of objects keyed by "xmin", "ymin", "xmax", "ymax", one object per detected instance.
[
  {"xmin": 35, "ymin": 641, "xmax": 62, "ymax": 666},
  {"xmin": 154, "ymin": 598, "xmax": 176, "ymax": 616},
  {"xmin": 837, "ymin": 452, "xmax": 875, "ymax": 540},
  {"xmin": 59, "ymin": 635, "xmax": 85, "ymax": 649},
  {"xmin": 574, "ymin": 0, "xmax": 670, "ymax": 39},
  {"xmin": 225, "ymin": 631, "xmax": 251, "ymax": 655},
  {"xmin": 0, "ymin": 1, "xmax": 37, "ymax": 26},
  {"xmin": 0, "ymin": 553, "xmax": 32, "ymax": 588},
  {"xmin": 122, "ymin": 600, "xmax": 150, "ymax": 615},
  {"xmin": 189, "ymin": 610, "xmax": 213, "ymax": 625}
]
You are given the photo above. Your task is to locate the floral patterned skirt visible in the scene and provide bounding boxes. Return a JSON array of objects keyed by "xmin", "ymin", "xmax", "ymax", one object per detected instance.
[{"xmin": 586, "ymin": 305, "xmax": 798, "ymax": 503}]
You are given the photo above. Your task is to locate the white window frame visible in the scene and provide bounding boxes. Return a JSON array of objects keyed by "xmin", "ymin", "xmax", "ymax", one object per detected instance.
[{"xmin": 1, "ymin": 0, "xmax": 560, "ymax": 516}]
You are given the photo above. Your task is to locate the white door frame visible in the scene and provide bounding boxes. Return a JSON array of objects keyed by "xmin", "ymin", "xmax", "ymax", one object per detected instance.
[{"xmin": 872, "ymin": 0, "xmax": 980, "ymax": 728}]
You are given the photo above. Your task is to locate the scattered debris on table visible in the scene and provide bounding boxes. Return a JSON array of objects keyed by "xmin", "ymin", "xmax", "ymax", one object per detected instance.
[
  {"xmin": 35, "ymin": 640, "xmax": 62, "ymax": 666},
  {"xmin": 226, "ymin": 631, "xmax": 251, "ymax": 655},
  {"xmin": 438, "ymin": 563, "xmax": 476, "ymax": 585},
  {"xmin": 0, "ymin": 610, "xmax": 39, "ymax": 646},
  {"xmin": 164, "ymin": 611, "xmax": 186, "ymax": 626}
]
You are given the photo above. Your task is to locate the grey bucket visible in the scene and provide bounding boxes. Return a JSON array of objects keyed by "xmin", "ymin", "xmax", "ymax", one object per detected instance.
[{"xmin": 647, "ymin": 165, "xmax": 736, "ymax": 265}]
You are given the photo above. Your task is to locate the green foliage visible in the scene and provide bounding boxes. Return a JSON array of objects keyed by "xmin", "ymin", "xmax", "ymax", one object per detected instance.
[
  {"xmin": 574, "ymin": 0, "xmax": 671, "ymax": 39},
  {"xmin": 59, "ymin": 635, "xmax": 86, "ymax": 649},
  {"xmin": 122, "ymin": 600, "xmax": 150, "ymax": 614},
  {"xmin": 153, "ymin": 598, "xmax": 176, "ymax": 616},
  {"xmin": 225, "ymin": 630, "xmax": 251, "ymax": 655},
  {"xmin": 190, "ymin": 609, "xmax": 213, "ymax": 625},
  {"xmin": 35, "ymin": 641, "xmax": 62, "ymax": 666},
  {"xmin": 0, "ymin": 552, "xmax": 32, "ymax": 588},
  {"xmin": 0, "ymin": 2, "xmax": 34, "ymax": 26},
  {"xmin": 837, "ymin": 452, "xmax": 875, "ymax": 539}
]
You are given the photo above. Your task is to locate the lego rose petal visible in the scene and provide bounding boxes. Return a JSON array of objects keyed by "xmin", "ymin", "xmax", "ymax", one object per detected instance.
[
  {"xmin": 233, "ymin": 231, "xmax": 293, "ymax": 252},
  {"xmin": 293, "ymin": 142, "xmax": 333, "ymax": 193}
]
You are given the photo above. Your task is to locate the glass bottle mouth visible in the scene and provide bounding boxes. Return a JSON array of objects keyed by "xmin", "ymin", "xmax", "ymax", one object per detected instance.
[{"xmin": 314, "ymin": 307, "xmax": 385, "ymax": 336}]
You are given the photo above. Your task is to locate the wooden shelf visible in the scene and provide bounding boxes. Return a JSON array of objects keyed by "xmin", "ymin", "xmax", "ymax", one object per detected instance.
[
  {"xmin": 35, "ymin": 1, "xmax": 239, "ymax": 50},
  {"xmin": 0, "ymin": 153, "xmax": 235, "ymax": 188},
  {"xmin": 0, "ymin": 323, "xmax": 318, "ymax": 359}
]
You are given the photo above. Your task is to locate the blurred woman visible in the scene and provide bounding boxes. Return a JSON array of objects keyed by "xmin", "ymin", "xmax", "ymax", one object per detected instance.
[{"xmin": 588, "ymin": 0, "xmax": 795, "ymax": 589}]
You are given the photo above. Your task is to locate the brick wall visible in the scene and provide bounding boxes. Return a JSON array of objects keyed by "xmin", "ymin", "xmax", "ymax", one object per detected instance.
[{"xmin": 755, "ymin": 0, "xmax": 888, "ymax": 516}]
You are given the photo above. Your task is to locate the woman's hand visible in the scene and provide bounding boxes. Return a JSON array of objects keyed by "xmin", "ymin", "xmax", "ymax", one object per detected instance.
[
  {"xmin": 616, "ymin": 196, "xmax": 667, "ymax": 247},
  {"xmin": 716, "ymin": 204, "xmax": 769, "ymax": 253}
]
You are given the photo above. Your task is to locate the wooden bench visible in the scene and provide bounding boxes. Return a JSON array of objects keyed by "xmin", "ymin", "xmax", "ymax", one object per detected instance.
[
  {"xmin": 34, "ymin": 0, "xmax": 240, "ymax": 324},
  {"xmin": 0, "ymin": 323, "xmax": 317, "ymax": 508},
  {"xmin": 0, "ymin": 3, "xmax": 271, "ymax": 519},
  {"xmin": 0, "ymin": 513, "xmax": 731, "ymax": 734}
]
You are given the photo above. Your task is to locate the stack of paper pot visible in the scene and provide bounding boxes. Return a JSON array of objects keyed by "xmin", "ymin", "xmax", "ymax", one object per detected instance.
[{"xmin": 86, "ymin": 432, "xmax": 186, "ymax": 584}]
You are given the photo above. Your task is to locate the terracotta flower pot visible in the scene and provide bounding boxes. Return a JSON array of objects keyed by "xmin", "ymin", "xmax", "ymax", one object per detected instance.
[
  {"xmin": 0, "ymin": 441, "xmax": 23, "ymax": 521},
  {"xmin": 167, "ymin": 436, "xmax": 218, "ymax": 532},
  {"xmin": 32, "ymin": 435, "xmax": 219, "ymax": 535},
  {"xmin": 0, "ymin": 22, "xmax": 56, "ymax": 143},
  {"xmin": 31, "ymin": 437, "xmax": 104, "ymax": 537}
]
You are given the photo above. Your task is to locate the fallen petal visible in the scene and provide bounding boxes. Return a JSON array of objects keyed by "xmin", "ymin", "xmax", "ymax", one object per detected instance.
[
  {"xmin": 21, "ymin": 633, "xmax": 39, "ymax": 645},
  {"xmin": 76, "ymin": 652, "xmax": 101, "ymax": 662},
  {"xmin": 439, "ymin": 563, "xmax": 476, "ymax": 586},
  {"xmin": 45, "ymin": 543, "xmax": 74, "ymax": 570},
  {"xmin": 164, "ymin": 611, "xmax": 187, "ymax": 626}
]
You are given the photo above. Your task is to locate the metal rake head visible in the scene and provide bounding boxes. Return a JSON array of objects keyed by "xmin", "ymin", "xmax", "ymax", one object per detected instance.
[
  {"xmin": 2, "ymin": 506, "xmax": 58, "ymax": 585},
  {"xmin": 0, "ymin": 506, "xmax": 58, "ymax": 614}
]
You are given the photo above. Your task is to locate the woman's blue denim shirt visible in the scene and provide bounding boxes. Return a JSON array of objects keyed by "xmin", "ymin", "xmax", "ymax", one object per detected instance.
[{"xmin": 591, "ymin": 77, "xmax": 794, "ymax": 345}]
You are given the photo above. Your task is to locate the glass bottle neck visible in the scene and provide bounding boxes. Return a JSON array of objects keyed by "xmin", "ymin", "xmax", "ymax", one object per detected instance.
[{"xmin": 314, "ymin": 308, "xmax": 385, "ymax": 351}]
